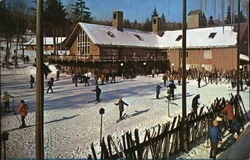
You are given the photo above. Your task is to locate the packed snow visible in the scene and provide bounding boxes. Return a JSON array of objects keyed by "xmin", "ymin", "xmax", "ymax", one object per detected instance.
[{"xmin": 1, "ymin": 65, "xmax": 249, "ymax": 159}]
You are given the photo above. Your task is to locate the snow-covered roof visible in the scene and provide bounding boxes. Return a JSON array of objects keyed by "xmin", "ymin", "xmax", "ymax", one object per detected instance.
[
  {"xmin": 159, "ymin": 26, "xmax": 237, "ymax": 48},
  {"xmin": 23, "ymin": 37, "xmax": 66, "ymax": 46},
  {"xmin": 67, "ymin": 23, "xmax": 238, "ymax": 49},
  {"xmin": 78, "ymin": 23, "xmax": 160, "ymax": 48},
  {"xmin": 240, "ymin": 54, "xmax": 249, "ymax": 61}
]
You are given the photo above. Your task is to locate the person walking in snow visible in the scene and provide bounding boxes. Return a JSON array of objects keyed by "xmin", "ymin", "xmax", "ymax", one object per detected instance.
[
  {"xmin": 192, "ymin": 94, "xmax": 200, "ymax": 117},
  {"xmin": 56, "ymin": 70, "xmax": 60, "ymax": 80},
  {"xmin": 115, "ymin": 98, "xmax": 129, "ymax": 120},
  {"xmin": 208, "ymin": 119, "xmax": 221, "ymax": 159},
  {"xmin": 221, "ymin": 100, "xmax": 234, "ymax": 131},
  {"xmin": 110, "ymin": 72, "xmax": 116, "ymax": 83},
  {"xmin": 177, "ymin": 74, "xmax": 181, "ymax": 86},
  {"xmin": 1, "ymin": 91, "xmax": 14, "ymax": 112},
  {"xmin": 156, "ymin": 83, "xmax": 161, "ymax": 99},
  {"xmin": 14, "ymin": 100, "xmax": 29, "ymax": 128},
  {"xmin": 29, "ymin": 75, "xmax": 35, "ymax": 88},
  {"xmin": 197, "ymin": 76, "xmax": 201, "ymax": 88},
  {"xmin": 162, "ymin": 74, "xmax": 168, "ymax": 86},
  {"xmin": 46, "ymin": 79, "xmax": 54, "ymax": 93},
  {"xmin": 167, "ymin": 81, "xmax": 176, "ymax": 100},
  {"xmin": 93, "ymin": 85, "xmax": 101, "ymax": 102}
]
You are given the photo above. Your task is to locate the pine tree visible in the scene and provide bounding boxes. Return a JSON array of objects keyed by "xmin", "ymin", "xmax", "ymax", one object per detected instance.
[
  {"xmin": 152, "ymin": 7, "xmax": 158, "ymax": 17},
  {"xmin": 71, "ymin": 0, "xmax": 92, "ymax": 24},
  {"xmin": 44, "ymin": 0, "xmax": 67, "ymax": 54},
  {"xmin": 123, "ymin": 19, "xmax": 131, "ymax": 28},
  {"xmin": 142, "ymin": 17, "xmax": 151, "ymax": 31},
  {"xmin": 161, "ymin": 13, "xmax": 166, "ymax": 23},
  {"xmin": 225, "ymin": 5, "xmax": 231, "ymax": 24},
  {"xmin": 208, "ymin": 16, "xmax": 215, "ymax": 26}
]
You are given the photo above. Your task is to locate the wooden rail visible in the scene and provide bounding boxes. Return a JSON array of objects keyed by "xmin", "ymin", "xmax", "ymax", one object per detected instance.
[{"xmin": 88, "ymin": 95, "xmax": 247, "ymax": 159}]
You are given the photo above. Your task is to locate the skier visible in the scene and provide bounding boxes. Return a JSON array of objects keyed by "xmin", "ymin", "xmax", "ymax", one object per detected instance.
[
  {"xmin": 208, "ymin": 119, "xmax": 221, "ymax": 159},
  {"xmin": 100, "ymin": 74, "xmax": 105, "ymax": 85},
  {"xmin": 192, "ymin": 94, "xmax": 200, "ymax": 117},
  {"xmin": 29, "ymin": 75, "xmax": 35, "ymax": 88},
  {"xmin": 93, "ymin": 85, "xmax": 101, "ymax": 102},
  {"xmin": 46, "ymin": 79, "xmax": 54, "ymax": 93},
  {"xmin": 151, "ymin": 68, "xmax": 155, "ymax": 78},
  {"xmin": 156, "ymin": 83, "xmax": 161, "ymax": 99},
  {"xmin": 162, "ymin": 74, "xmax": 168, "ymax": 86},
  {"xmin": 83, "ymin": 75, "xmax": 90, "ymax": 86},
  {"xmin": 74, "ymin": 73, "xmax": 78, "ymax": 87},
  {"xmin": 221, "ymin": 100, "xmax": 234, "ymax": 131},
  {"xmin": 167, "ymin": 81, "xmax": 176, "ymax": 100},
  {"xmin": 1, "ymin": 91, "xmax": 14, "ymax": 112},
  {"xmin": 110, "ymin": 72, "xmax": 116, "ymax": 83},
  {"xmin": 115, "ymin": 98, "xmax": 129, "ymax": 120},
  {"xmin": 56, "ymin": 70, "xmax": 60, "ymax": 80},
  {"xmin": 50, "ymin": 77, "xmax": 54, "ymax": 86},
  {"xmin": 14, "ymin": 100, "xmax": 29, "ymax": 128},
  {"xmin": 197, "ymin": 76, "xmax": 201, "ymax": 88},
  {"xmin": 177, "ymin": 74, "xmax": 181, "ymax": 86}
]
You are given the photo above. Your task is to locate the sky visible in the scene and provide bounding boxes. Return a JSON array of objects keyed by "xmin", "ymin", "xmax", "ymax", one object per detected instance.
[{"xmin": 62, "ymin": 0, "xmax": 246, "ymax": 23}]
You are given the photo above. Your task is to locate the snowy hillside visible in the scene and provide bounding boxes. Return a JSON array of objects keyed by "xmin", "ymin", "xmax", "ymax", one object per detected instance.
[{"xmin": 1, "ymin": 63, "xmax": 249, "ymax": 158}]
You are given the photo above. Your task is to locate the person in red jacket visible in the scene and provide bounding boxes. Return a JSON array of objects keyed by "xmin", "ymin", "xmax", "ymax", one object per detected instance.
[
  {"xmin": 221, "ymin": 100, "xmax": 234, "ymax": 131},
  {"xmin": 14, "ymin": 100, "xmax": 29, "ymax": 128}
]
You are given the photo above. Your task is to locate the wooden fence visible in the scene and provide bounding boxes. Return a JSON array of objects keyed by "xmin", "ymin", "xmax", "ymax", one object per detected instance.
[{"xmin": 88, "ymin": 94, "xmax": 248, "ymax": 159}]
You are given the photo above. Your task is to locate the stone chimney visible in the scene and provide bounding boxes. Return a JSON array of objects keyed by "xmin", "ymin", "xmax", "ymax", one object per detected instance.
[
  {"xmin": 152, "ymin": 16, "xmax": 160, "ymax": 34},
  {"xmin": 112, "ymin": 11, "xmax": 123, "ymax": 32}
]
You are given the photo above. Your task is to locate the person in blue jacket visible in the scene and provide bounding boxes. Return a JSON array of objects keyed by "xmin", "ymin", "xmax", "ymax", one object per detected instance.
[
  {"xmin": 156, "ymin": 83, "xmax": 161, "ymax": 99},
  {"xmin": 208, "ymin": 119, "xmax": 222, "ymax": 159}
]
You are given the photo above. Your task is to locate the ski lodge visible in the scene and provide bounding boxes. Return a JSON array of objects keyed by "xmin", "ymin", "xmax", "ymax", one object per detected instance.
[{"xmin": 45, "ymin": 10, "xmax": 249, "ymax": 74}]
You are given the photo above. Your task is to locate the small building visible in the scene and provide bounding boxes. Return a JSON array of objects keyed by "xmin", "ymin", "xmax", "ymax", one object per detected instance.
[
  {"xmin": 23, "ymin": 37, "xmax": 66, "ymax": 51},
  {"xmin": 188, "ymin": 10, "xmax": 207, "ymax": 29}
]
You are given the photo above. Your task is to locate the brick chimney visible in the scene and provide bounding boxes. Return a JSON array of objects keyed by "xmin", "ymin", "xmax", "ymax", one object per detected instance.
[
  {"xmin": 152, "ymin": 16, "xmax": 160, "ymax": 34},
  {"xmin": 112, "ymin": 11, "xmax": 123, "ymax": 32}
]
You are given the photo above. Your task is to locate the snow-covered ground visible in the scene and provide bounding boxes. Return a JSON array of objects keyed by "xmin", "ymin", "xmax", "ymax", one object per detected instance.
[{"xmin": 1, "ymin": 62, "xmax": 250, "ymax": 158}]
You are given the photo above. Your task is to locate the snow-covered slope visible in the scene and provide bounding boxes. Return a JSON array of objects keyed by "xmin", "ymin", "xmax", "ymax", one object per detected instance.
[{"xmin": 1, "ymin": 65, "xmax": 249, "ymax": 159}]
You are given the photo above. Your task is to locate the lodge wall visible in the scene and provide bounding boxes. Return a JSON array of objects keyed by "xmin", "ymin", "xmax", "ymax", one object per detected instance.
[{"xmin": 168, "ymin": 47, "xmax": 237, "ymax": 71}]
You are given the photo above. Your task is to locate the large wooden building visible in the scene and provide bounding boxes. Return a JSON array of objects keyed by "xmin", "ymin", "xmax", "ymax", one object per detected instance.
[{"xmin": 46, "ymin": 10, "xmax": 249, "ymax": 74}]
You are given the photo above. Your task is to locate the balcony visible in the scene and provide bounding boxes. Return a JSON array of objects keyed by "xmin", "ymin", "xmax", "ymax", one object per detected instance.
[{"xmin": 45, "ymin": 54, "xmax": 169, "ymax": 63}]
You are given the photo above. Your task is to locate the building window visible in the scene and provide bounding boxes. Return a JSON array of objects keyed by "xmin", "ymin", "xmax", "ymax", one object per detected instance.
[
  {"xmin": 77, "ymin": 30, "xmax": 90, "ymax": 56},
  {"xmin": 208, "ymin": 32, "xmax": 217, "ymax": 39},
  {"xmin": 107, "ymin": 31, "xmax": 115, "ymax": 38},
  {"xmin": 113, "ymin": 13, "xmax": 116, "ymax": 19},
  {"xmin": 203, "ymin": 49, "xmax": 212, "ymax": 59},
  {"xmin": 153, "ymin": 19, "xmax": 157, "ymax": 24},
  {"xmin": 134, "ymin": 34, "xmax": 144, "ymax": 41},
  {"xmin": 176, "ymin": 35, "xmax": 182, "ymax": 41}
]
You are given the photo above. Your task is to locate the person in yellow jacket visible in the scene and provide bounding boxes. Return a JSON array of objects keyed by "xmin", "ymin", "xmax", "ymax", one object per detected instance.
[
  {"xmin": 1, "ymin": 91, "xmax": 14, "ymax": 112},
  {"xmin": 14, "ymin": 100, "xmax": 29, "ymax": 128}
]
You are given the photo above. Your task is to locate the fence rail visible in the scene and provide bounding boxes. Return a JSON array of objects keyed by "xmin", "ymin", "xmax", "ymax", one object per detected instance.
[
  {"xmin": 45, "ymin": 54, "xmax": 169, "ymax": 63},
  {"xmin": 88, "ymin": 94, "xmax": 248, "ymax": 159}
]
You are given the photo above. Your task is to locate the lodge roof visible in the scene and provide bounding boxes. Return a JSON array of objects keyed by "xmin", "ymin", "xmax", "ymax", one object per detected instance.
[
  {"xmin": 24, "ymin": 37, "xmax": 66, "ymax": 46},
  {"xmin": 65, "ymin": 22, "xmax": 238, "ymax": 49},
  {"xmin": 188, "ymin": 9, "xmax": 203, "ymax": 16}
]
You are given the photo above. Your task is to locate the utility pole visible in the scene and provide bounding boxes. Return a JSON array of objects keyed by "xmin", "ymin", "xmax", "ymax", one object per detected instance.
[
  {"xmin": 36, "ymin": 0, "xmax": 44, "ymax": 159},
  {"xmin": 236, "ymin": 0, "xmax": 240, "ymax": 96},
  {"xmin": 181, "ymin": 0, "xmax": 188, "ymax": 153}
]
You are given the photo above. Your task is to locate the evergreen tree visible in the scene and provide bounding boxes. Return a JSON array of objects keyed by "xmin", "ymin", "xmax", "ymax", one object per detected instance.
[
  {"xmin": 208, "ymin": 16, "xmax": 215, "ymax": 26},
  {"xmin": 123, "ymin": 19, "xmax": 131, "ymax": 28},
  {"xmin": 71, "ymin": 0, "xmax": 92, "ymax": 24},
  {"xmin": 142, "ymin": 17, "xmax": 151, "ymax": 31},
  {"xmin": 235, "ymin": 11, "xmax": 247, "ymax": 23},
  {"xmin": 225, "ymin": 5, "xmax": 231, "ymax": 24},
  {"xmin": 44, "ymin": 0, "xmax": 67, "ymax": 54},
  {"xmin": 160, "ymin": 13, "xmax": 166, "ymax": 23},
  {"xmin": 152, "ymin": 7, "xmax": 158, "ymax": 17}
]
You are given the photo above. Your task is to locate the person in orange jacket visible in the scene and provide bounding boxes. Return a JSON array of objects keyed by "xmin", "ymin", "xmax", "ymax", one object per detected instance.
[
  {"xmin": 14, "ymin": 100, "xmax": 29, "ymax": 128},
  {"xmin": 221, "ymin": 100, "xmax": 234, "ymax": 130}
]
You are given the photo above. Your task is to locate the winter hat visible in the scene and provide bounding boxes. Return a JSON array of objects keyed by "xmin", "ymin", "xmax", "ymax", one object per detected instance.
[{"xmin": 216, "ymin": 116, "xmax": 222, "ymax": 121}]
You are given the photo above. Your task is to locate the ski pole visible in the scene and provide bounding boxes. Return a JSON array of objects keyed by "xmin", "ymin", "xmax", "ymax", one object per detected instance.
[{"xmin": 15, "ymin": 114, "xmax": 22, "ymax": 126}]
